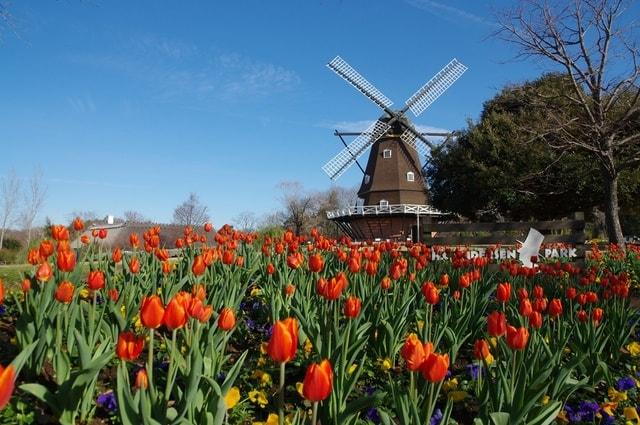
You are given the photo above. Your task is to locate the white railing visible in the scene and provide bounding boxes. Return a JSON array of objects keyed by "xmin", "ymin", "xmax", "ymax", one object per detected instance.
[{"xmin": 327, "ymin": 204, "xmax": 444, "ymax": 219}]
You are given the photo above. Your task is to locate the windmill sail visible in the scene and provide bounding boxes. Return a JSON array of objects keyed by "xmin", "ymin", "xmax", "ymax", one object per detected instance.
[
  {"xmin": 405, "ymin": 59, "xmax": 467, "ymax": 117},
  {"xmin": 327, "ymin": 56, "xmax": 393, "ymax": 110}
]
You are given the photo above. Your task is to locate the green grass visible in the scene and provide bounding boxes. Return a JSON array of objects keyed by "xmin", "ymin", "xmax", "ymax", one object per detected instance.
[{"xmin": 0, "ymin": 264, "xmax": 31, "ymax": 291}]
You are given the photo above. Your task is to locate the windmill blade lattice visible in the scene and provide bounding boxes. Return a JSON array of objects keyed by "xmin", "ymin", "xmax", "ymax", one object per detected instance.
[
  {"xmin": 400, "ymin": 128, "xmax": 431, "ymax": 158},
  {"xmin": 327, "ymin": 56, "xmax": 394, "ymax": 110},
  {"xmin": 404, "ymin": 59, "xmax": 467, "ymax": 117},
  {"xmin": 322, "ymin": 120, "xmax": 390, "ymax": 180}
]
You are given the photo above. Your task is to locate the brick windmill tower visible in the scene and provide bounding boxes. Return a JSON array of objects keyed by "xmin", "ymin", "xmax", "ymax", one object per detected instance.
[{"xmin": 322, "ymin": 56, "xmax": 467, "ymax": 241}]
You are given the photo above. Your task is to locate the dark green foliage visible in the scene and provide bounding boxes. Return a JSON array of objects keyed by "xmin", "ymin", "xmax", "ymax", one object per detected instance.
[{"xmin": 427, "ymin": 73, "xmax": 640, "ymax": 227}]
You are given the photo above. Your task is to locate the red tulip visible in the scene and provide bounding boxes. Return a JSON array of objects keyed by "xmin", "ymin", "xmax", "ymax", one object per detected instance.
[
  {"xmin": 302, "ymin": 359, "xmax": 333, "ymax": 401},
  {"xmin": 39, "ymin": 240, "xmax": 54, "ymax": 259},
  {"xmin": 54, "ymin": 281, "xmax": 75, "ymax": 304},
  {"xmin": 140, "ymin": 295, "xmax": 165, "ymax": 329},
  {"xmin": 116, "ymin": 331, "xmax": 144, "ymax": 361},
  {"xmin": 222, "ymin": 250, "xmax": 235, "ymax": 265},
  {"xmin": 506, "ymin": 325, "xmax": 529, "ymax": 350},
  {"xmin": 421, "ymin": 282, "xmax": 440, "ymax": 305},
  {"xmin": 308, "ymin": 253, "xmax": 324, "ymax": 273},
  {"xmin": 519, "ymin": 299, "xmax": 533, "ymax": 317},
  {"xmin": 421, "ymin": 352, "xmax": 449, "ymax": 382},
  {"xmin": 439, "ymin": 273, "xmax": 450, "ymax": 286},
  {"xmin": 218, "ymin": 307, "xmax": 236, "ymax": 330},
  {"xmin": 528, "ymin": 311, "xmax": 543, "ymax": 329},
  {"xmin": 266, "ymin": 263, "xmax": 275, "ymax": 275},
  {"xmin": 566, "ymin": 287, "xmax": 577, "ymax": 300},
  {"xmin": 0, "ymin": 364, "xmax": 16, "ymax": 409},
  {"xmin": 592, "ymin": 307, "xmax": 604, "ymax": 324},
  {"xmin": 128, "ymin": 256, "xmax": 140, "ymax": 274},
  {"xmin": 191, "ymin": 255, "xmax": 206, "ymax": 276},
  {"xmin": 21, "ymin": 278, "xmax": 31, "ymax": 294},
  {"xmin": 163, "ymin": 297, "xmax": 188, "ymax": 330},
  {"xmin": 343, "ymin": 296, "xmax": 361, "ymax": 319},
  {"xmin": 266, "ymin": 318, "xmax": 298, "ymax": 363},
  {"xmin": 27, "ymin": 248, "xmax": 41, "ymax": 265},
  {"xmin": 517, "ymin": 288, "xmax": 528, "ymax": 301},
  {"xmin": 548, "ymin": 299, "xmax": 563, "ymax": 317},
  {"xmin": 87, "ymin": 270, "xmax": 105, "ymax": 291},
  {"xmin": 380, "ymin": 276, "xmax": 391, "ymax": 290},
  {"xmin": 204, "ymin": 222, "xmax": 213, "ymax": 232},
  {"xmin": 487, "ymin": 311, "xmax": 507, "ymax": 337},
  {"xmin": 98, "ymin": 229, "xmax": 108, "ymax": 239},
  {"xmin": 496, "ymin": 282, "xmax": 511, "ymax": 303},
  {"xmin": 577, "ymin": 309, "xmax": 588, "ymax": 322},
  {"xmin": 533, "ymin": 285, "xmax": 544, "ymax": 299},
  {"xmin": 285, "ymin": 284, "xmax": 296, "ymax": 297}
]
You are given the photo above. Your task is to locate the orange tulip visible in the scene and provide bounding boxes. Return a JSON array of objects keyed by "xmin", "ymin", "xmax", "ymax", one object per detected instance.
[
  {"xmin": 129, "ymin": 233, "xmax": 139, "ymax": 248},
  {"xmin": 302, "ymin": 359, "xmax": 333, "ymax": 402},
  {"xmin": 217, "ymin": 307, "xmax": 236, "ymax": 330},
  {"xmin": 439, "ymin": 273, "xmax": 450, "ymax": 286},
  {"xmin": 72, "ymin": 217, "xmax": 84, "ymax": 231},
  {"xmin": 0, "ymin": 364, "xmax": 16, "ymax": 410},
  {"xmin": 0, "ymin": 280, "xmax": 4, "ymax": 304},
  {"xmin": 266, "ymin": 318, "xmax": 298, "ymax": 363},
  {"xmin": 140, "ymin": 295, "xmax": 165, "ymax": 329},
  {"xmin": 196, "ymin": 305, "xmax": 213, "ymax": 323},
  {"xmin": 192, "ymin": 284, "xmax": 206, "ymax": 301},
  {"xmin": 80, "ymin": 235, "xmax": 90, "ymax": 245},
  {"xmin": 21, "ymin": 278, "xmax": 31, "ymax": 294},
  {"xmin": 163, "ymin": 297, "xmax": 188, "ymax": 330},
  {"xmin": 506, "ymin": 325, "xmax": 529, "ymax": 350},
  {"xmin": 27, "ymin": 248, "xmax": 41, "ymax": 265},
  {"xmin": 487, "ymin": 311, "xmax": 507, "ymax": 337},
  {"xmin": 51, "ymin": 225, "xmax": 70, "ymax": 241},
  {"xmin": 128, "ymin": 256, "xmax": 140, "ymax": 274},
  {"xmin": 421, "ymin": 352, "xmax": 449, "ymax": 382},
  {"xmin": 39, "ymin": 240, "xmax": 54, "ymax": 259},
  {"xmin": 222, "ymin": 250, "xmax": 235, "ymax": 265},
  {"xmin": 191, "ymin": 255, "xmax": 206, "ymax": 276},
  {"xmin": 35, "ymin": 262, "xmax": 52, "ymax": 282},
  {"xmin": 54, "ymin": 281, "xmax": 75, "ymax": 304},
  {"xmin": 56, "ymin": 249, "xmax": 76, "ymax": 272},
  {"xmin": 87, "ymin": 270, "xmax": 105, "ymax": 291},
  {"xmin": 421, "ymin": 281, "xmax": 440, "ymax": 305},
  {"xmin": 285, "ymin": 284, "xmax": 296, "ymax": 296},
  {"xmin": 112, "ymin": 247, "xmax": 122, "ymax": 263},
  {"xmin": 401, "ymin": 333, "xmax": 431, "ymax": 371},
  {"xmin": 134, "ymin": 369, "xmax": 148, "ymax": 390},
  {"xmin": 473, "ymin": 339, "xmax": 491, "ymax": 360},
  {"xmin": 116, "ymin": 331, "xmax": 145, "ymax": 361},
  {"xmin": 380, "ymin": 276, "xmax": 391, "ymax": 290},
  {"xmin": 343, "ymin": 296, "xmax": 361, "ymax": 319}
]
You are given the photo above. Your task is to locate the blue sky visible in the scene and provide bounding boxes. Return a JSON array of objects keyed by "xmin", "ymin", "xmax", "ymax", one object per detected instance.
[{"xmin": 1, "ymin": 0, "xmax": 561, "ymax": 226}]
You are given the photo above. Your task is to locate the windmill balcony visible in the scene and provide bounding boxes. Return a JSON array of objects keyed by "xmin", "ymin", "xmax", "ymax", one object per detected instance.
[{"xmin": 326, "ymin": 203, "xmax": 444, "ymax": 219}]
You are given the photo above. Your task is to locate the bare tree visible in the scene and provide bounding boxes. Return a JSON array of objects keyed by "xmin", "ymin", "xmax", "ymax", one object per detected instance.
[
  {"xmin": 124, "ymin": 210, "xmax": 150, "ymax": 224},
  {"xmin": 277, "ymin": 181, "xmax": 318, "ymax": 236},
  {"xmin": 172, "ymin": 193, "xmax": 210, "ymax": 227},
  {"xmin": 0, "ymin": 169, "xmax": 20, "ymax": 249},
  {"xmin": 314, "ymin": 185, "xmax": 359, "ymax": 237},
  {"xmin": 233, "ymin": 211, "xmax": 258, "ymax": 232},
  {"xmin": 21, "ymin": 168, "xmax": 47, "ymax": 246},
  {"xmin": 67, "ymin": 210, "xmax": 98, "ymax": 222},
  {"xmin": 495, "ymin": 0, "xmax": 640, "ymax": 245}
]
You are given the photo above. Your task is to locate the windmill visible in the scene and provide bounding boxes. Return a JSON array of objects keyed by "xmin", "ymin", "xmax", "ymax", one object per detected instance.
[{"xmin": 323, "ymin": 56, "xmax": 467, "ymax": 241}]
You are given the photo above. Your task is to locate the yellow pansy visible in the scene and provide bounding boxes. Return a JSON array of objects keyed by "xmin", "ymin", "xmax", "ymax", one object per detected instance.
[
  {"xmin": 563, "ymin": 346, "xmax": 571, "ymax": 354},
  {"xmin": 556, "ymin": 410, "xmax": 569, "ymax": 423},
  {"xmin": 608, "ymin": 387, "xmax": 628, "ymax": 402},
  {"xmin": 134, "ymin": 315, "xmax": 143, "ymax": 331},
  {"xmin": 627, "ymin": 342, "xmax": 640, "ymax": 357},
  {"xmin": 257, "ymin": 357, "xmax": 267, "ymax": 367},
  {"xmin": 448, "ymin": 391, "xmax": 468, "ymax": 402},
  {"xmin": 253, "ymin": 370, "xmax": 272, "ymax": 387},
  {"xmin": 417, "ymin": 320, "xmax": 424, "ymax": 331},
  {"xmin": 79, "ymin": 288, "xmax": 90, "ymax": 299},
  {"xmin": 249, "ymin": 389, "xmax": 269, "ymax": 408},
  {"xmin": 304, "ymin": 339, "xmax": 313, "ymax": 355},
  {"xmin": 489, "ymin": 337, "xmax": 498, "ymax": 348},
  {"xmin": 443, "ymin": 378, "xmax": 458, "ymax": 392},
  {"xmin": 296, "ymin": 382, "xmax": 304, "ymax": 398},
  {"xmin": 9, "ymin": 337, "xmax": 16, "ymax": 345},
  {"xmin": 156, "ymin": 287, "xmax": 162, "ymax": 294},
  {"xmin": 252, "ymin": 413, "xmax": 288, "ymax": 425},
  {"xmin": 120, "ymin": 304, "xmax": 127, "ymax": 318},
  {"xmin": 250, "ymin": 287, "xmax": 262, "ymax": 296},
  {"xmin": 484, "ymin": 353, "xmax": 494, "ymax": 365},
  {"xmin": 377, "ymin": 358, "xmax": 392, "ymax": 371},
  {"xmin": 541, "ymin": 395, "xmax": 550, "ymax": 405},
  {"xmin": 348, "ymin": 364, "xmax": 358, "ymax": 374},
  {"xmin": 624, "ymin": 407, "xmax": 640, "ymax": 424},
  {"xmin": 601, "ymin": 402, "xmax": 617, "ymax": 416},
  {"xmin": 260, "ymin": 342, "xmax": 268, "ymax": 356},
  {"xmin": 224, "ymin": 387, "xmax": 240, "ymax": 409}
]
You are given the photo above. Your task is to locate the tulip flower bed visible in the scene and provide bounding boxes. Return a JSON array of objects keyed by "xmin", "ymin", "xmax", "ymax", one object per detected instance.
[{"xmin": 1, "ymin": 222, "xmax": 640, "ymax": 425}]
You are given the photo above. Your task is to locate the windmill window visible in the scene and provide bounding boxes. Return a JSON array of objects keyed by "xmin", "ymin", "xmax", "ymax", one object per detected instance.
[
  {"xmin": 407, "ymin": 172, "xmax": 415, "ymax": 182},
  {"xmin": 364, "ymin": 174, "xmax": 370, "ymax": 184},
  {"xmin": 380, "ymin": 199, "xmax": 389, "ymax": 208},
  {"xmin": 383, "ymin": 149, "xmax": 392, "ymax": 159}
]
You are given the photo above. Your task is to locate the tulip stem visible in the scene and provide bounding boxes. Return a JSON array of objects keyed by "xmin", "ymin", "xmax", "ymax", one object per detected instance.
[
  {"xmin": 311, "ymin": 401, "xmax": 318, "ymax": 425},
  {"xmin": 278, "ymin": 361, "xmax": 286, "ymax": 425},
  {"xmin": 510, "ymin": 351, "xmax": 517, "ymax": 405},
  {"xmin": 165, "ymin": 329, "xmax": 177, "ymax": 403},
  {"xmin": 148, "ymin": 329, "xmax": 155, "ymax": 400}
]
